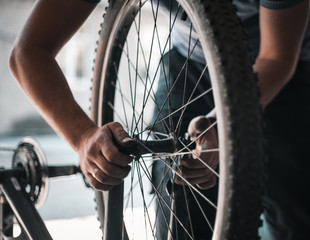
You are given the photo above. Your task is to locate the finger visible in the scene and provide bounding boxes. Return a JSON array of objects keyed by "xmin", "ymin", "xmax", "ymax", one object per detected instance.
[
  {"xmin": 175, "ymin": 174, "xmax": 216, "ymax": 190},
  {"xmin": 107, "ymin": 122, "xmax": 137, "ymax": 151},
  {"xmin": 107, "ymin": 122, "xmax": 132, "ymax": 144},
  {"xmin": 188, "ymin": 116, "xmax": 210, "ymax": 138},
  {"xmin": 174, "ymin": 175, "xmax": 187, "ymax": 185},
  {"xmin": 94, "ymin": 155, "xmax": 131, "ymax": 179},
  {"xmin": 182, "ymin": 153, "xmax": 219, "ymax": 170},
  {"xmin": 178, "ymin": 166, "xmax": 211, "ymax": 179},
  {"xmin": 86, "ymin": 172, "xmax": 113, "ymax": 191},
  {"xmin": 90, "ymin": 167, "xmax": 124, "ymax": 185},
  {"xmin": 98, "ymin": 126, "xmax": 133, "ymax": 167},
  {"xmin": 174, "ymin": 166, "xmax": 217, "ymax": 187},
  {"xmin": 175, "ymin": 175, "xmax": 203, "ymax": 186},
  {"xmin": 181, "ymin": 157, "xmax": 210, "ymax": 169},
  {"xmin": 196, "ymin": 174, "xmax": 217, "ymax": 190},
  {"xmin": 106, "ymin": 122, "xmax": 137, "ymax": 159}
]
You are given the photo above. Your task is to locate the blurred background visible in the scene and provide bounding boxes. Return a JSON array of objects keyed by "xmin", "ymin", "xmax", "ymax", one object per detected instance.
[{"xmin": 0, "ymin": 0, "xmax": 108, "ymax": 238}]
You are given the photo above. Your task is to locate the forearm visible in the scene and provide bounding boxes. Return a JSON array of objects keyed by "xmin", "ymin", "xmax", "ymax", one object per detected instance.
[
  {"xmin": 256, "ymin": 2, "xmax": 309, "ymax": 108},
  {"xmin": 8, "ymin": 0, "xmax": 99, "ymax": 152},
  {"xmin": 254, "ymin": 57, "xmax": 296, "ymax": 108},
  {"xmin": 9, "ymin": 46, "xmax": 96, "ymax": 151}
]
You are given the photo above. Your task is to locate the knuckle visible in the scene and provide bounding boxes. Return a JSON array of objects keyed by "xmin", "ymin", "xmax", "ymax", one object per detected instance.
[
  {"xmin": 104, "ymin": 150, "xmax": 119, "ymax": 163},
  {"xmin": 108, "ymin": 122, "xmax": 130, "ymax": 142},
  {"xmin": 87, "ymin": 145, "xmax": 98, "ymax": 159}
]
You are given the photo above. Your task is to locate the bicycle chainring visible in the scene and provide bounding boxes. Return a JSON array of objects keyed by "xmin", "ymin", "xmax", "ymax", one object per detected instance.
[{"xmin": 12, "ymin": 137, "xmax": 49, "ymax": 208}]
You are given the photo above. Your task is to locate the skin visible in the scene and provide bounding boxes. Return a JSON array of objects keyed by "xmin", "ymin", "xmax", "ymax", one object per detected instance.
[
  {"xmin": 174, "ymin": 116, "xmax": 219, "ymax": 189},
  {"xmin": 174, "ymin": 1, "xmax": 310, "ymax": 190},
  {"xmin": 9, "ymin": 0, "xmax": 310, "ymax": 191},
  {"xmin": 8, "ymin": 0, "xmax": 134, "ymax": 191}
]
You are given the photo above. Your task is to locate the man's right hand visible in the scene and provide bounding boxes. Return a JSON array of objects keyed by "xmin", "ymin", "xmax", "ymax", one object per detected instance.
[{"xmin": 78, "ymin": 122, "xmax": 135, "ymax": 191}]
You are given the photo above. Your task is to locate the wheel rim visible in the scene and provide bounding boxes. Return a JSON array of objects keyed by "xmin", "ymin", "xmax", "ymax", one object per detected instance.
[{"xmin": 92, "ymin": 0, "xmax": 264, "ymax": 239}]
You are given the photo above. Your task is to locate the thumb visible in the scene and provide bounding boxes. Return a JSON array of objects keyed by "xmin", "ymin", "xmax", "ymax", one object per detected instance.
[
  {"xmin": 120, "ymin": 136, "xmax": 136, "ymax": 147},
  {"xmin": 106, "ymin": 122, "xmax": 137, "ymax": 158},
  {"xmin": 107, "ymin": 122, "xmax": 134, "ymax": 146},
  {"xmin": 188, "ymin": 116, "xmax": 210, "ymax": 138}
]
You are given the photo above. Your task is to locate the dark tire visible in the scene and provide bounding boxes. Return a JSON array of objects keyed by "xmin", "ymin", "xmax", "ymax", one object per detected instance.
[{"xmin": 91, "ymin": 0, "xmax": 264, "ymax": 239}]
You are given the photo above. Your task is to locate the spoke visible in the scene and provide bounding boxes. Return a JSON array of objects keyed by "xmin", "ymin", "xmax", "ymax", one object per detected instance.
[
  {"xmin": 132, "ymin": 1, "xmax": 144, "ymax": 136},
  {"xmin": 146, "ymin": 165, "xmax": 175, "ymax": 240},
  {"xmin": 174, "ymin": 156, "xmax": 195, "ymax": 238},
  {"xmin": 184, "ymin": 179, "xmax": 215, "ymax": 233},
  {"xmin": 124, "ymin": 159, "xmax": 152, "ymax": 204},
  {"xmin": 147, "ymin": 38, "xmax": 202, "ymax": 133},
  {"xmin": 130, "ymin": 152, "xmax": 212, "ymax": 240},
  {"xmin": 144, "ymin": 129, "xmax": 170, "ymax": 138},
  {"xmin": 124, "ymin": 40, "xmax": 140, "ymax": 135},
  {"xmin": 139, "ymin": 153, "xmax": 215, "ymax": 236},
  {"xmin": 107, "ymin": 102, "xmax": 127, "ymax": 128},
  {"xmin": 132, "ymin": 2, "xmax": 159, "ymax": 130},
  {"xmin": 134, "ymin": 140, "xmax": 217, "ymax": 210},
  {"xmin": 146, "ymin": 149, "xmax": 219, "ymax": 163},
  {"xmin": 136, "ymin": 161, "xmax": 157, "ymax": 239},
  {"xmin": 174, "ymin": 64, "xmax": 209, "ymax": 134},
  {"xmin": 123, "ymin": 154, "xmax": 173, "ymax": 220},
  {"xmin": 166, "ymin": 0, "xmax": 174, "ymax": 138},
  {"xmin": 120, "ymin": 46, "xmax": 171, "ymax": 135},
  {"xmin": 145, "ymin": 4, "xmax": 182, "ymax": 133},
  {"xmin": 137, "ymin": 158, "xmax": 193, "ymax": 239},
  {"xmin": 163, "ymin": 161, "xmax": 217, "ymax": 210},
  {"xmin": 110, "ymin": 82, "xmax": 149, "ymax": 131},
  {"xmin": 113, "ymin": 62, "xmax": 129, "ymax": 129},
  {"xmin": 149, "ymin": 87, "xmax": 213, "ymax": 131},
  {"xmin": 176, "ymin": 23, "xmax": 193, "ymax": 138},
  {"xmin": 107, "ymin": 2, "xmax": 223, "ymax": 239},
  {"xmin": 177, "ymin": 122, "xmax": 220, "ymax": 178},
  {"xmin": 125, "ymin": 154, "xmax": 175, "ymax": 238}
]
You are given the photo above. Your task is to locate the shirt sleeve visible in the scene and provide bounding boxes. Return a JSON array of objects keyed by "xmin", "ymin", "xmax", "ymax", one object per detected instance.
[
  {"xmin": 260, "ymin": 0, "xmax": 306, "ymax": 9},
  {"xmin": 80, "ymin": 0, "xmax": 101, "ymax": 3}
]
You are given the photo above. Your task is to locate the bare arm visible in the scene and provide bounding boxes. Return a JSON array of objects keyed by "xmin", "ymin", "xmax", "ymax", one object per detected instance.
[
  {"xmin": 255, "ymin": 0, "xmax": 310, "ymax": 108},
  {"xmin": 9, "ymin": 0, "xmax": 97, "ymax": 149},
  {"xmin": 9, "ymin": 0, "xmax": 133, "ymax": 191},
  {"xmin": 186, "ymin": 0, "xmax": 310, "ymax": 189}
]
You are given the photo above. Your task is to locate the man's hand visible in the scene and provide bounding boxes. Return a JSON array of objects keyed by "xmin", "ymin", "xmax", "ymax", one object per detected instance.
[
  {"xmin": 78, "ymin": 122, "xmax": 135, "ymax": 191},
  {"xmin": 175, "ymin": 116, "xmax": 219, "ymax": 190}
]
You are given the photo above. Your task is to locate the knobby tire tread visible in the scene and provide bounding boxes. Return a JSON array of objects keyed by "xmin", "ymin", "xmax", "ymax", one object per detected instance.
[{"xmin": 91, "ymin": 0, "xmax": 265, "ymax": 239}]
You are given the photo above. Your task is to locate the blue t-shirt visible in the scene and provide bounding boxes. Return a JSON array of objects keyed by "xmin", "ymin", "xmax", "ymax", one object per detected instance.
[{"xmin": 82, "ymin": 0, "xmax": 310, "ymax": 62}]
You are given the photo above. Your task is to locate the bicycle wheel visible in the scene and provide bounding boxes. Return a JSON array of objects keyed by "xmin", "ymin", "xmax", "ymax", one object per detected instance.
[{"xmin": 91, "ymin": 0, "xmax": 264, "ymax": 239}]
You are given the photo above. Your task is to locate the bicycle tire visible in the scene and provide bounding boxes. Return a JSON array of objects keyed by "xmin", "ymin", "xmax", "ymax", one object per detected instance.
[{"xmin": 91, "ymin": 0, "xmax": 264, "ymax": 239}]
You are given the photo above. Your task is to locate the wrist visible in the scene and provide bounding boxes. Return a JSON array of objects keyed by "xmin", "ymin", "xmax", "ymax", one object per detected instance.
[
  {"xmin": 70, "ymin": 121, "xmax": 98, "ymax": 153},
  {"xmin": 52, "ymin": 106, "xmax": 98, "ymax": 152}
]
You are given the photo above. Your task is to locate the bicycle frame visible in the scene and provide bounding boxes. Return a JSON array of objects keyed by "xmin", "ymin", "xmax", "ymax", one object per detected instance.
[
  {"xmin": 0, "ymin": 170, "xmax": 52, "ymax": 240},
  {"xmin": 0, "ymin": 137, "xmax": 81, "ymax": 240}
]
